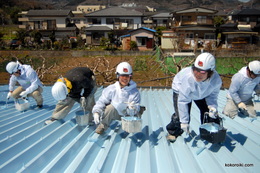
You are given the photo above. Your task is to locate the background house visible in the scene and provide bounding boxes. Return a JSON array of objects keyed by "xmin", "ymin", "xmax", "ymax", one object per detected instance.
[
  {"xmin": 220, "ymin": 8, "xmax": 260, "ymax": 49},
  {"xmin": 150, "ymin": 12, "xmax": 172, "ymax": 29},
  {"xmin": 71, "ymin": 11, "xmax": 87, "ymax": 30},
  {"xmin": 76, "ymin": 5, "xmax": 106, "ymax": 14},
  {"xmin": 84, "ymin": 6, "xmax": 143, "ymax": 30},
  {"xmin": 161, "ymin": 30, "xmax": 178, "ymax": 50},
  {"xmin": 171, "ymin": 7, "xmax": 218, "ymax": 50},
  {"xmin": 18, "ymin": 10, "xmax": 78, "ymax": 40},
  {"xmin": 85, "ymin": 26, "xmax": 112, "ymax": 46},
  {"xmin": 121, "ymin": 27, "xmax": 156, "ymax": 51}
]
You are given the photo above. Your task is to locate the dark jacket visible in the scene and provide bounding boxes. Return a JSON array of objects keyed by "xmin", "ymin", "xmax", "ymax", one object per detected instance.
[{"xmin": 65, "ymin": 67, "xmax": 95, "ymax": 102}]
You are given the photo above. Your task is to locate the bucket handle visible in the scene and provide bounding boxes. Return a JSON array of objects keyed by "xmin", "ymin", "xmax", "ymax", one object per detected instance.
[{"xmin": 203, "ymin": 112, "xmax": 224, "ymax": 128}]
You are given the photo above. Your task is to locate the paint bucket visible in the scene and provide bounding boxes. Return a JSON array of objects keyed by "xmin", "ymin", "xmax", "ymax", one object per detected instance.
[
  {"xmin": 199, "ymin": 123, "xmax": 227, "ymax": 144},
  {"xmin": 15, "ymin": 99, "xmax": 30, "ymax": 112},
  {"xmin": 199, "ymin": 113, "xmax": 226, "ymax": 143},
  {"xmin": 253, "ymin": 94, "xmax": 260, "ymax": 110},
  {"xmin": 121, "ymin": 116, "xmax": 142, "ymax": 133},
  {"xmin": 75, "ymin": 110, "xmax": 89, "ymax": 126}
]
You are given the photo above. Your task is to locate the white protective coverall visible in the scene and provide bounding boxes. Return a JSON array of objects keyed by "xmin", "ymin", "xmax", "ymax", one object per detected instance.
[
  {"xmin": 223, "ymin": 67, "xmax": 260, "ymax": 118},
  {"xmin": 92, "ymin": 80, "xmax": 140, "ymax": 127},
  {"xmin": 8, "ymin": 64, "xmax": 43, "ymax": 105},
  {"xmin": 172, "ymin": 67, "xmax": 222, "ymax": 124}
]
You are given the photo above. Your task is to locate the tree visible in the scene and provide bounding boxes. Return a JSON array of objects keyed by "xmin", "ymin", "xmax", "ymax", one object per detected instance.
[
  {"xmin": 155, "ymin": 26, "xmax": 167, "ymax": 45},
  {"xmin": 30, "ymin": 30, "xmax": 42, "ymax": 48},
  {"xmin": 0, "ymin": 31, "xmax": 5, "ymax": 49},
  {"xmin": 15, "ymin": 29, "xmax": 28, "ymax": 45},
  {"xmin": 213, "ymin": 16, "xmax": 225, "ymax": 28},
  {"xmin": 214, "ymin": 16, "xmax": 225, "ymax": 47},
  {"xmin": 48, "ymin": 30, "xmax": 56, "ymax": 49},
  {"xmin": 130, "ymin": 41, "xmax": 137, "ymax": 50},
  {"xmin": 8, "ymin": 6, "xmax": 22, "ymax": 24}
]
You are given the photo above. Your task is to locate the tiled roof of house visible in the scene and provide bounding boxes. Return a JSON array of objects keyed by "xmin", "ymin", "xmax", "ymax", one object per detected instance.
[
  {"xmin": 129, "ymin": 27, "xmax": 156, "ymax": 33},
  {"xmin": 84, "ymin": 6, "xmax": 143, "ymax": 17},
  {"xmin": 151, "ymin": 13, "xmax": 172, "ymax": 18},
  {"xmin": 85, "ymin": 26, "xmax": 112, "ymax": 31},
  {"xmin": 0, "ymin": 85, "xmax": 259, "ymax": 172},
  {"xmin": 172, "ymin": 7, "xmax": 218, "ymax": 15},
  {"xmin": 236, "ymin": 8, "xmax": 260, "ymax": 16},
  {"xmin": 26, "ymin": 10, "xmax": 73, "ymax": 17}
]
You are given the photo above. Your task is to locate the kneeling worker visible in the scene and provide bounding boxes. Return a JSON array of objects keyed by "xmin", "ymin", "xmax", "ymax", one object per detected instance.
[
  {"xmin": 92, "ymin": 62, "xmax": 143, "ymax": 134},
  {"xmin": 223, "ymin": 60, "xmax": 260, "ymax": 118},
  {"xmin": 45, "ymin": 67, "xmax": 97, "ymax": 125},
  {"xmin": 6, "ymin": 61, "xmax": 43, "ymax": 108}
]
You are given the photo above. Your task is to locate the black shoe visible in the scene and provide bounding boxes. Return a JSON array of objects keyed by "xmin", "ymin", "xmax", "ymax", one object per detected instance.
[{"xmin": 37, "ymin": 105, "xmax": 43, "ymax": 108}]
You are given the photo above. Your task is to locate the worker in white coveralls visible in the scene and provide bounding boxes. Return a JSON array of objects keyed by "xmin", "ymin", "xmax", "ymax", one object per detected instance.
[
  {"xmin": 6, "ymin": 61, "xmax": 43, "ymax": 108},
  {"xmin": 45, "ymin": 67, "xmax": 97, "ymax": 125},
  {"xmin": 166, "ymin": 53, "xmax": 222, "ymax": 142},
  {"xmin": 223, "ymin": 60, "xmax": 260, "ymax": 118},
  {"xmin": 92, "ymin": 62, "xmax": 143, "ymax": 134}
]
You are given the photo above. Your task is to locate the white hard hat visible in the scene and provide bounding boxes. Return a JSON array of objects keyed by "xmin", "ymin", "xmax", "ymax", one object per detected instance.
[
  {"xmin": 116, "ymin": 62, "xmax": 133, "ymax": 77},
  {"xmin": 6, "ymin": 62, "xmax": 19, "ymax": 74},
  {"xmin": 194, "ymin": 53, "xmax": 215, "ymax": 71},
  {"xmin": 52, "ymin": 82, "xmax": 68, "ymax": 101},
  {"xmin": 248, "ymin": 60, "xmax": 260, "ymax": 75}
]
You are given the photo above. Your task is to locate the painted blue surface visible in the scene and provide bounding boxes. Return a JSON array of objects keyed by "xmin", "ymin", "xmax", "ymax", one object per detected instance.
[{"xmin": 0, "ymin": 85, "xmax": 259, "ymax": 172}]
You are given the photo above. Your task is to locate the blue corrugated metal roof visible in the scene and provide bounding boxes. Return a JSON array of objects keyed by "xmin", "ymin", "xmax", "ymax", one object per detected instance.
[{"xmin": 0, "ymin": 85, "xmax": 259, "ymax": 172}]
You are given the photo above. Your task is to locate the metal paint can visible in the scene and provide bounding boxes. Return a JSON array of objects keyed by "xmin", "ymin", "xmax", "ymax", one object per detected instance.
[
  {"xmin": 75, "ymin": 110, "xmax": 89, "ymax": 126},
  {"xmin": 121, "ymin": 116, "xmax": 142, "ymax": 133},
  {"xmin": 253, "ymin": 94, "xmax": 260, "ymax": 110}
]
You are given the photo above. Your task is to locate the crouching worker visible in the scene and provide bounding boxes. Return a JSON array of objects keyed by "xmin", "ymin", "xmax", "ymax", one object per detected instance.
[
  {"xmin": 6, "ymin": 61, "xmax": 43, "ymax": 108},
  {"xmin": 223, "ymin": 60, "xmax": 260, "ymax": 118},
  {"xmin": 92, "ymin": 62, "xmax": 144, "ymax": 134},
  {"xmin": 45, "ymin": 67, "xmax": 97, "ymax": 125},
  {"xmin": 166, "ymin": 53, "xmax": 222, "ymax": 142}
]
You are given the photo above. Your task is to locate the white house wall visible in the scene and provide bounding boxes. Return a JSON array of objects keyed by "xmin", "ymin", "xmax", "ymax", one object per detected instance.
[
  {"xmin": 98, "ymin": 17, "xmax": 141, "ymax": 29},
  {"xmin": 162, "ymin": 38, "xmax": 176, "ymax": 49}
]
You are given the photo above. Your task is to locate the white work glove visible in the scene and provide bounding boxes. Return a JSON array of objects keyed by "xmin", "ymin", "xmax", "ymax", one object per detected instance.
[
  {"xmin": 93, "ymin": 112, "xmax": 100, "ymax": 124},
  {"xmin": 7, "ymin": 92, "xmax": 12, "ymax": 99},
  {"xmin": 208, "ymin": 106, "xmax": 218, "ymax": 119},
  {"xmin": 181, "ymin": 123, "xmax": 190, "ymax": 134},
  {"xmin": 238, "ymin": 102, "xmax": 249, "ymax": 116},
  {"xmin": 126, "ymin": 101, "xmax": 137, "ymax": 116},
  {"xmin": 128, "ymin": 101, "xmax": 136, "ymax": 109},
  {"xmin": 20, "ymin": 91, "xmax": 28, "ymax": 98},
  {"xmin": 238, "ymin": 102, "xmax": 247, "ymax": 110}
]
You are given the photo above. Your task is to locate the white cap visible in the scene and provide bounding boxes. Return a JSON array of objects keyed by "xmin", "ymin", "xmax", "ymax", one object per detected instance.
[
  {"xmin": 194, "ymin": 53, "xmax": 215, "ymax": 71},
  {"xmin": 248, "ymin": 60, "xmax": 260, "ymax": 75},
  {"xmin": 116, "ymin": 62, "xmax": 133, "ymax": 77},
  {"xmin": 52, "ymin": 82, "xmax": 68, "ymax": 101},
  {"xmin": 6, "ymin": 62, "xmax": 19, "ymax": 74}
]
